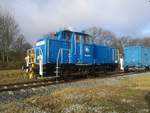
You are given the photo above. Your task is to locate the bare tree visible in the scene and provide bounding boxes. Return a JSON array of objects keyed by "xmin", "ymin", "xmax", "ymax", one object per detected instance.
[
  {"xmin": 141, "ymin": 37, "xmax": 150, "ymax": 47},
  {"xmin": 85, "ymin": 27, "xmax": 118, "ymax": 47},
  {"xmin": 12, "ymin": 34, "xmax": 32, "ymax": 60},
  {"xmin": 0, "ymin": 11, "xmax": 19, "ymax": 62},
  {"xmin": 0, "ymin": 10, "xmax": 31, "ymax": 69},
  {"xmin": 85, "ymin": 27, "xmax": 103, "ymax": 43}
]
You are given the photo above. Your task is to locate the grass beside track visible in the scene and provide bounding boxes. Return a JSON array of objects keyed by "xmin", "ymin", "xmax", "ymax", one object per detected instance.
[
  {"xmin": 0, "ymin": 70, "xmax": 29, "ymax": 84},
  {"xmin": 1, "ymin": 73, "xmax": 150, "ymax": 113}
]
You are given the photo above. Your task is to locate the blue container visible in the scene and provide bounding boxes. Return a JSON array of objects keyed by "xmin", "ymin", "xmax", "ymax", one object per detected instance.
[
  {"xmin": 124, "ymin": 46, "xmax": 150, "ymax": 68},
  {"xmin": 94, "ymin": 45, "xmax": 116, "ymax": 64}
]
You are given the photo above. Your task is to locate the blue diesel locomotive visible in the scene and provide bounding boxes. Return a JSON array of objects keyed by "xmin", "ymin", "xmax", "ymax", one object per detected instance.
[{"xmin": 26, "ymin": 30, "xmax": 118, "ymax": 78}]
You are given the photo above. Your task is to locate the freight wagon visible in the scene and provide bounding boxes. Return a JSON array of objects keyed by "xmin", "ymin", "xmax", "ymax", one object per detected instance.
[
  {"xmin": 124, "ymin": 46, "xmax": 150, "ymax": 71},
  {"xmin": 26, "ymin": 30, "xmax": 118, "ymax": 78}
]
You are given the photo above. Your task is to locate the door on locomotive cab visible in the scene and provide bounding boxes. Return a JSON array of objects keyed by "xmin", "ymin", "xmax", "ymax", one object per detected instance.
[
  {"xmin": 35, "ymin": 39, "xmax": 47, "ymax": 65},
  {"xmin": 75, "ymin": 34, "xmax": 84, "ymax": 64},
  {"xmin": 75, "ymin": 34, "xmax": 93, "ymax": 64},
  {"xmin": 83, "ymin": 44, "xmax": 93, "ymax": 64}
]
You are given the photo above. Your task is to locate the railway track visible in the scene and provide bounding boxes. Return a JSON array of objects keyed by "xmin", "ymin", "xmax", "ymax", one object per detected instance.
[
  {"xmin": 0, "ymin": 71, "xmax": 148, "ymax": 93},
  {"xmin": 0, "ymin": 76, "xmax": 60, "ymax": 92}
]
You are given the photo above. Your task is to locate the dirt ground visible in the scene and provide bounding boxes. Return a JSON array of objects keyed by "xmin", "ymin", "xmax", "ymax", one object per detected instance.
[{"xmin": 0, "ymin": 71, "xmax": 150, "ymax": 113}]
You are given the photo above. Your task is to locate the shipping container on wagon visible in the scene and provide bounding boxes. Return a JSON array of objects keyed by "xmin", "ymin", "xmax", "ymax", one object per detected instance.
[
  {"xmin": 124, "ymin": 46, "xmax": 150, "ymax": 70},
  {"xmin": 93, "ymin": 45, "xmax": 116, "ymax": 64}
]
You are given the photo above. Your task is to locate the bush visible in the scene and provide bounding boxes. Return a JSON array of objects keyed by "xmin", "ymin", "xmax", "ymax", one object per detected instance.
[{"xmin": 0, "ymin": 61, "xmax": 24, "ymax": 70}]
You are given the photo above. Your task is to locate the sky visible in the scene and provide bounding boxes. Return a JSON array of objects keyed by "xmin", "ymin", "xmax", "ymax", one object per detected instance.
[{"xmin": 0, "ymin": 0, "xmax": 150, "ymax": 42}]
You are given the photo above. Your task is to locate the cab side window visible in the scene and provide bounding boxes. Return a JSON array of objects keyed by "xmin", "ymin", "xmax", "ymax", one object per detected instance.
[
  {"xmin": 76, "ymin": 35, "xmax": 80, "ymax": 43},
  {"xmin": 64, "ymin": 32, "xmax": 71, "ymax": 41}
]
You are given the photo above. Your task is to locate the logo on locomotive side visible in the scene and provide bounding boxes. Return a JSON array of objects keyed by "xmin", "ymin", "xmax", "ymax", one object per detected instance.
[
  {"xmin": 85, "ymin": 47, "xmax": 90, "ymax": 53},
  {"xmin": 36, "ymin": 41, "xmax": 45, "ymax": 46}
]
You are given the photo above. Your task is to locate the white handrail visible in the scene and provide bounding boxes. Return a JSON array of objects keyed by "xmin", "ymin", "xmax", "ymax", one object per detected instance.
[
  {"xmin": 38, "ymin": 47, "xmax": 44, "ymax": 78},
  {"xmin": 74, "ymin": 35, "xmax": 76, "ymax": 55},
  {"xmin": 56, "ymin": 48, "xmax": 70, "ymax": 77}
]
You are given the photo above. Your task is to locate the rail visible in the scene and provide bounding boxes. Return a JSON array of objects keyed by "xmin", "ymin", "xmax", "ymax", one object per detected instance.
[{"xmin": 0, "ymin": 76, "xmax": 60, "ymax": 92}]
